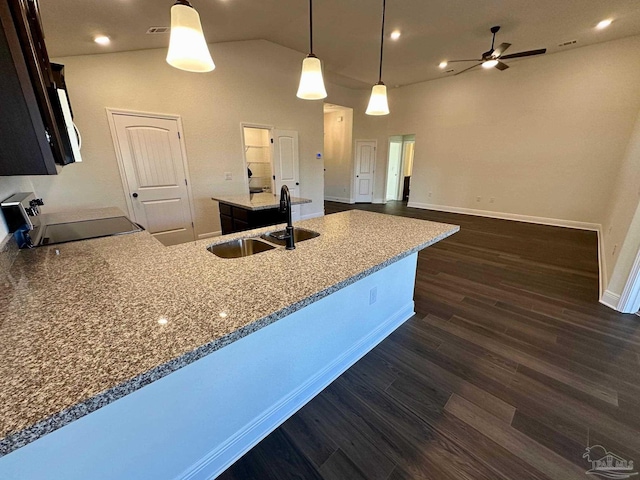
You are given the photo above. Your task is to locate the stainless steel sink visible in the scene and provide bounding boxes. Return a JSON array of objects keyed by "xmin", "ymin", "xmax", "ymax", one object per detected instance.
[
  {"xmin": 261, "ymin": 228, "xmax": 320, "ymax": 246},
  {"xmin": 207, "ymin": 238, "xmax": 276, "ymax": 258}
]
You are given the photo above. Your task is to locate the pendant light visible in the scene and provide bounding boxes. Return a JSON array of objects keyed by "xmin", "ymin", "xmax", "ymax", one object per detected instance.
[
  {"xmin": 297, "ymin": 0, "xmax": 327, "ymax": 100},
  {"xmin": 366, "ymin": 0, "xmax": 390, "ymax": 115},
  {"xmin": 166, "ymin": 0, "xmax": 215, "ymax": 73}
]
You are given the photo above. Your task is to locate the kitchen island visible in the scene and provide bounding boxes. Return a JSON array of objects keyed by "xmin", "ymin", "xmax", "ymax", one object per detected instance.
[
  {"xmin": 212, "ymin": 192, "xmax": 312, "ymax": 234},
  {"xmin": 0, "ymin": 210, "xmax": 458, "ymax": 479}
]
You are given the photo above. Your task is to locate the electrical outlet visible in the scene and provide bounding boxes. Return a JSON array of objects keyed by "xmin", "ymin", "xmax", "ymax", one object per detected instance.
[
  {"xmin": 490, "ymin": 197, "xmax": 495, "ymax": 203},
  {"xmin": 428, "ymin": 191, "xmax": 432, "ymax": 198},
  {"xmin": 369, "ymin": 287, "xmax": 377, "ymax": 305},
  {"xmin": 476, "ymin": 196, "xmax": 481, "ymax": 202},
  {"xmin": 224, "ymin": 172, "xmax": 232, "ymax": 181},
  {"xmin": 608, "ymin": 225, "xmax": 613, "ymax": 234}
]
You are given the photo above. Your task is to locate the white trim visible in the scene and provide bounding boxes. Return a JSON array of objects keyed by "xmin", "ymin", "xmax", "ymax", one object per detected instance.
[
  {"xmin": 178, "ymin": 301, "xmax": 415, "ymax": 480},
  {"xmin": 353, "ymin": 139, "xmax": 377, "ymax": 203},
  {"xmin": 618, "ymin": 246, "xmax": 640, "ymax": 314},
  {"xmin": 600, "ymin": 290, "xmax": 621, "ymax": 310},
  {"xmin": 105, "ymin": 108, "xmax": 198, "ymax": 242},
  {"xmin": 197, "ymin": 231, "xmax": 221, "ymax": 240},
  {"xmin": 324, "ymin": 196, "xmax": 354, "ymax": 204},
  {"xmin": 597, "ymin": 227, "xmax": 607, "ymax": 299},
  {"xmin": 300, "ymin": 211, "xmax": 324, "ymax": 221},
  {"xmin": 407, "ymin": 202, "xmax": 601, "ymax": 231}
]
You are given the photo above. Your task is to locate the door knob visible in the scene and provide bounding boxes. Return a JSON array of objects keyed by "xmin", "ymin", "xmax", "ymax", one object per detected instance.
[
  {"xmin": 356, "ymin": 175, "xmax": 359, "ymax": 178},
  {"xmin": 132, "ymin": 193, "xmax": 138, "ymax": 198},
  {"xmin": 296, "ymin": 182, "xmax": 299, "ymax": 186}
]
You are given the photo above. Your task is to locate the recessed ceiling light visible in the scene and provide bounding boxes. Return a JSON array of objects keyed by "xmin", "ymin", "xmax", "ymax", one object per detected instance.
[
  {"xmin": 94, "ymin": 35, "xmax": 111, "ymax": 45},
  {"xmin": 158, "ymin": 317, "xmax": 168, "ymax": 325},
  {"xmin": 439, "ymin": 61, "xmax": 448, "ymax": 69},
  {"xmin": 390, "ymin": 30, "xmax": 401, "ymax": 40},
  {"xmin": 596, "ymin": 19, "xmax": 613, "ymax": 30}
]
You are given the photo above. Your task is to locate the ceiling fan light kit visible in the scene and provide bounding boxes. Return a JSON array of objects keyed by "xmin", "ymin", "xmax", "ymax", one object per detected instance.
[
  {"xmin": 166, "ymin": 0, "xmax": 215, "ymax": 73},
  {"xmin": 297, "ymin": 0, "xmax": 328, "ymax": 100},
  {"xmin": 450, "ymin": 25, "xmax": 546, "ymax": 76},
  {"xmin": 366, "ymin": 0, "xmax": 390, "ymax": 116}
]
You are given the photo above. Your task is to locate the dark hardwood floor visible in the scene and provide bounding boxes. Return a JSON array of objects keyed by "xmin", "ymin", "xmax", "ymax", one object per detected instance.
[{"xmin": 219, "ymin": 201, "xmax": 640, "ymax": 480}]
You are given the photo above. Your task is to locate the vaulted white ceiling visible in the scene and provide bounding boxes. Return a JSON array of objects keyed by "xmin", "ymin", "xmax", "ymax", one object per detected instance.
[{"xmin": 40, "ymin": 0, "xmax": 640, "ymax": 89}]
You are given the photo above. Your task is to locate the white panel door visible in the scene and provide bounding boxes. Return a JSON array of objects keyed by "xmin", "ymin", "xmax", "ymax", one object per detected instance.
[
  {"xmin": 354, "ymin": 140, "xmax": 376, "ymax": 203},
  {"xmin": 112, "ymin": 114, "xmax": 195, "ymax": 246},
  {"xmin": 272, "ymin": 130, "xmax": 301, "ymax": 221}
]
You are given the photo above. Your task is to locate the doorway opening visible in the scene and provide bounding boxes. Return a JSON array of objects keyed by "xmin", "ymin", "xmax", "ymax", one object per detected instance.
[
  {"xmin": 242, "ymin": 126, "xmax": 274, "ymax": 194},
  {"xmin": 385, "ymin": 134, "xmax": 415, "ymax": 203},
  {"xmin": 323, "ymin": 103, "xmax": 354, "ymax": 203}
]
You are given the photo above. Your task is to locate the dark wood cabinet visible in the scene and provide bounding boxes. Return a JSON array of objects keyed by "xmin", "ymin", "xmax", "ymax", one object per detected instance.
[
  {"xmin": 219, "ymin": 203, "xmax": 287, "ymax": 235},
  {"xmin": 0, "ymin": 0, "xmax": 73, "ymax": 175}
]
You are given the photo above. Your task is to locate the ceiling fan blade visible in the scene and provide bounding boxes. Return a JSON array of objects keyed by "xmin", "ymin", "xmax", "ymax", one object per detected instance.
[
  {"xmin": 455, "ymin": 63, "xmax": 482, "ymax": 75},
  {"xmin": 495, "ymin": 60, "xmax": 509, "ymax": 71},
  {"xmin": 493, "ymin": 42, "xmax": 511, "ymax": 57},
  {"xmin": 448, "ymin": 59, "xmax": 482, "ymax": 63},
  {"xmin": 500, "ymin": 48, "xmax": 547, "ymax": 60}
]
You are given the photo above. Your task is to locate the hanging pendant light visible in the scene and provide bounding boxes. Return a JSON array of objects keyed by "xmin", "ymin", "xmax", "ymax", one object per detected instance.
[
  {"xmin": 366, "ymin": 0, "xmax": 390, "ymax": 115},
  {"xmin": 166, "ymin": 0, "xmax": 215, "ymax": 73},
  {"xmin": 297, "ymin": 0, "xmax": 327, "ymax": 100}
]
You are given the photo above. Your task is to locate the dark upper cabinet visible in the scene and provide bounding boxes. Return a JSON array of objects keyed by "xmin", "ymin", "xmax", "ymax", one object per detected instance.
[{"xmin": 0, "ymin": 0, "xmax": 75, "ymax": 175}]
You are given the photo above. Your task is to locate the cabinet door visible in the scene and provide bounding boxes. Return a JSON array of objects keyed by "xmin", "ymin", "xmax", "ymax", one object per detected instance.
[
  {"xmin": 0, "ymin": 0, "xmax": 56, "ymax": 174},
  {"xmin": 0, "ymin": 0, "xmax": 74, "ymax": 175}
]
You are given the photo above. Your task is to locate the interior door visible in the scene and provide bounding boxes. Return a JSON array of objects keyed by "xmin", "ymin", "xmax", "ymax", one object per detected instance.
[
  {"xmin": 354, "ymin": 140, "xmax": 376, "ymax": 203},
  {"xmin": 272, "ymin": 130, "xmax": 301, "ymax": 221},
  {"xmin": 112, "ymin": 113, "xmax": 195, "ymax": 246}
]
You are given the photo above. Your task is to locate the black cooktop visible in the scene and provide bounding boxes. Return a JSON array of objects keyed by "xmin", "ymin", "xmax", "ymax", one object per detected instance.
[{"xmin": 39, "ymin": 216, "xmax": 142, "ymax": 246}]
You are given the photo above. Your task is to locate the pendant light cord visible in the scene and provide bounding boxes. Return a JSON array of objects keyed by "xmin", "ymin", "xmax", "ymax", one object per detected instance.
[
  {"xmin": 309, "ymin": 0, "xmax": 314, "ymax": 54},
  {"xmin": 378, "ymin": 0, "xmax": 386, "ymax": 83}
]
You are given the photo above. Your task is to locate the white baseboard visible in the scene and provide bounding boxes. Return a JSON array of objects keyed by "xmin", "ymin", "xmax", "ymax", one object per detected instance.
[
  {"xmin": 597, "ymin": 227, "xmax": 607, "ymax": 299},
  {"xmin": 407, "ymin": 202, "xmax": 601, "ymax": 231},
  {"xmin": 600, "ymin": 290, "xmax": 621, "ymax": 310},
  {"xmin": 300, "ymin": 211, "xmax": 324, "ymax": 221},
  {"xmin": 197, "ymin": 231, "xmax": 221, "ymax": 240},
  {"xmin": 325, "ymin": 196, "xmax": 354, "ymax": 204},
  {"xmin": 181, "ymin": 302, "xmax": 415, "ymax": 480}
]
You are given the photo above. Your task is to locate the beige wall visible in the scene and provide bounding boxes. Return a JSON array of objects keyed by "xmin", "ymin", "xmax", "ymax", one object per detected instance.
[
  {"xmin": 10, "ymin": 40, "xmax": 331, "ymax": 238},
  {"xmin": 388, "ymin": 35, "xmax": 640, "ymax": 225},
  {"xmin": 323, "ymin": 108, "xmax": 353, "ymax": 202},
  {"xmin": 602, "ymin": 105, "xmax": 640, "ymax": 295}
]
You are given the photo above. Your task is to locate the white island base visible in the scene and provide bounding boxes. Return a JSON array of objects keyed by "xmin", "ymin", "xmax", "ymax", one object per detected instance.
[{"xmin": 0, "ymin": 253, "xmax": 418, "ymax": 479}]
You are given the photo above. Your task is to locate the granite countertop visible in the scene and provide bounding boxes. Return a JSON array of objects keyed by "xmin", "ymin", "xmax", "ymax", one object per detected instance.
[
  {"xmin": 212, "ymin": 192, "xmax": 312, "ymax": 210},
  {"xmin": 0, "ymin": 210, "xmax": 458, "ymax": 456}
]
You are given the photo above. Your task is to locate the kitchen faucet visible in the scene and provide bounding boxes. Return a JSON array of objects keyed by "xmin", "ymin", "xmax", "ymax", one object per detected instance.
[{"xmin": 279, "ymin": 185, "xmax": 295, "ymax": 250}]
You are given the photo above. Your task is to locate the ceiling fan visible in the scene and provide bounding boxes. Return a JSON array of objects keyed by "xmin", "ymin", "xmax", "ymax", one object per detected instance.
[{"xmin": 449, "ymin": 26, "xmax": 546, "ymax": 75}]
